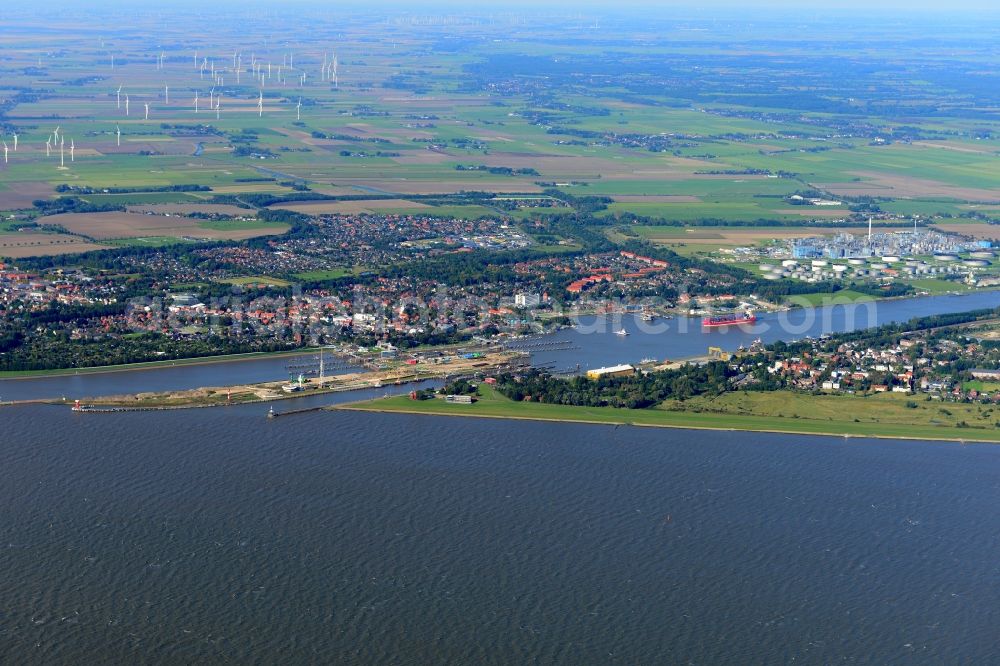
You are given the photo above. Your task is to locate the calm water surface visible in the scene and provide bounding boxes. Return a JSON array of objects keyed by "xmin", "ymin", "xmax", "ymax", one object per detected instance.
[{"xmin": 1, "ymin": 404, "xmax": 998, "ymax": 664}]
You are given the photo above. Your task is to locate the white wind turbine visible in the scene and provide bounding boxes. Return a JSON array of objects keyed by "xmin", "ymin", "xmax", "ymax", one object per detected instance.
[
  {"xmin": 116, "ymin": 125, "xmax": 121, "ymax": 147},
  {"xmin": 12, "ymin": 133, "xmax": 17, "ymax": 151},
  {"xmin": 2, "ymin": 140, "xmax": 8, "ymax": 164},
  {"xmin": 144, "ymin": 103, "xmax": 149, "ymax": 120},
  {"xmin": 258, "ymin": 90, "xmax": 264, "ymax": 117},
  {"xmin": 296, "ymin": 97, "xmax": 302, "ymax": 121},
  {"xmin": 125, "ymin": 94, "xmax": 130, "ymax": 116},
  {"xmin": 45, "ymin": 136, "xmax": 51, "ymax": 157},
  {"xmin": 59, "ymin": 136, "xmax": 65, "ymax": 167},
  {"xmin": 117, "ymin": 84, "xmax": 122, "ymax": 109},
  {"xmin": 165, "ymin": 85, "xmax": 169, "ymax": 104},
  {"xmin": 194, "ymin": 91, "xmax": 199, "ymax": 113},
  {"xmin": 70, "ymin": 139, "xmax": 75, "ymax": 162}
]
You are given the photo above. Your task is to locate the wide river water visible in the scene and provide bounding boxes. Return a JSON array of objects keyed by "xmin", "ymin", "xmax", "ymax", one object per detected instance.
[
  {"xmin": 1, "ymin": 401, "xmax": 998, "ymax": 663},
  {"xmin": 2, "ymin": 290, "xmax": 997, "ymax": 401},
  {"xmin": 1, "ymin": 290, "xmax": 999, "ymax": 663}
]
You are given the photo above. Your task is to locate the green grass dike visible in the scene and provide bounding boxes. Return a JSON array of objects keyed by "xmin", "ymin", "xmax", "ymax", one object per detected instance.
[{"xmin": 336, "ymin": 385, "xmax": 1000, "ymax": 443}]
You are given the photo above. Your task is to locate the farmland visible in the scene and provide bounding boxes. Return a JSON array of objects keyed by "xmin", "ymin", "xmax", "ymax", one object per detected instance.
[{"xmin": 0, "ymin": 7, "xmax": 998, "ymax": 256}]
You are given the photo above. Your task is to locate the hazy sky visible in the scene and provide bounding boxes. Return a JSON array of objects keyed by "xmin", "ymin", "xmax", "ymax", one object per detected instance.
[{"xmin": 39, "ymin": 0, "xmax": 1000, "ymax": 9}]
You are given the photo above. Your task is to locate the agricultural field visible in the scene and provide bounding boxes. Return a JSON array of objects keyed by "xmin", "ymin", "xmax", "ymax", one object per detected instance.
[
  {"xmin": 1, "ymin": 10, "xmax": 998, "ymax": 217},
  {"xmin": 35, "ymin": 211, "xmax": 287, "ymax": 241}
]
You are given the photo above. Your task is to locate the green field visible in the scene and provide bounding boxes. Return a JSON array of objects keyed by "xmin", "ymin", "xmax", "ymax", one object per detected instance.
[
  {"xmin": 964, "ymin": 381, "xmax": 1000, "ymax": 393},
  {"xmin": 340, "ymin": 385, "xmax": 1000, "ymax": 442},
  {"xmin": 219, "ymin": 276, "xmax": 292, "ymax": 287},
  {"xmin": 292, "ymin": 268, "xmax": 358, "ymax": 281}
]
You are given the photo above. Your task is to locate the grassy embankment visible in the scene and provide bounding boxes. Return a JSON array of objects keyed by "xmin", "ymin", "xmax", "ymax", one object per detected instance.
[
  {"xmin": 0, "ymin": 347, "xmax": 321, "ymax": 379},
  {"xmin": 339, "ymin": 385, "xmax": 1000, "ymax": 442}
]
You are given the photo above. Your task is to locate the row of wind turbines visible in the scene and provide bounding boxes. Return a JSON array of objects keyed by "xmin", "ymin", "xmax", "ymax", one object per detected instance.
[{"xmin": 3, "ymin": 45, "xmax": 341, "ymax": 168}]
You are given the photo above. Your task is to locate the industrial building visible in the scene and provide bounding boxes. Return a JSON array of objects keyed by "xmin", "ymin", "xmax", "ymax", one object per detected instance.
[{"xmin": 586, "ymin": 364, "xmax": 636, "ymax": 380}]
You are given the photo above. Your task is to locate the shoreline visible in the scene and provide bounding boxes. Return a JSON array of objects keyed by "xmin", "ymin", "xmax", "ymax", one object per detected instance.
[
  {"xmin": 2, "ymin": 287, "xmax": 997, "ymax": 381},
  {"xmin": 334, "ymin": 399, "xmax": 1000, "ymax": 444},
  {"xmin": 0, "ymin": 347, "xmax": 328, "ymax": 380}
]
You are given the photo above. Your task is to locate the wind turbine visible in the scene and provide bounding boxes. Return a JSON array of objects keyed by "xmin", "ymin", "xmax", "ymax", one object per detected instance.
[
  {"xmin": 165, "ymin": 85, "xmax": 169, "ymax": 104},
  {"xmin": 70, "ymin": 139, "xmax": 75, "ymax": 162},
  {"xmin": 296, "ymin": 98, "xmax": 301, "ymax": 121},
  {"xmin": 45, "ymin": 136, "xmax": 51, "ymax": 157},
  {"xmin": 116, "ymin": 125, "xmax": 121, "ymax": 147},
  {"xmin": 2, "ymin": 140, "xmax": 8, "ymax": 164},
  {"xmin": 144, "ymin": 103, "xmax": 149, "ymax": 120},
  {"xmin": 59, "ymin": 136, "xmax": 65, "ymax": 167},
  {"xmin": 258, "ymin": 90, "xmax": 263, "ymax": 117},
  {"xmin": 12, "ymin": 133, "xmax": 17, "ymax": 151},
  {"xmin": 117, "ymin": 84, "xmax": 122, "ymax": 109},
  {"xmin": 194, "ymin": 91, "xmax": 199, "ymax": 113},
  {"xmin": 125, "ymin": 95, "xmax": 130, "ymax": 116}
]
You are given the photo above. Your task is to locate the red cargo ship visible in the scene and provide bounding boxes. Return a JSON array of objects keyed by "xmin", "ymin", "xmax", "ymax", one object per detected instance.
[{"xmin": 701, "ymin": 311, "xmax": 757, "ymax": 328}]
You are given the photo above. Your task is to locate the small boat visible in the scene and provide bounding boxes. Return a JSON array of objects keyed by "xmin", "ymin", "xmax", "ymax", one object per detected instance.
[
  {"xmin": 640, "ymin": 312, "xmax": 655, "ymax": 322},
  {"xmin": 616, "ymin": 328, "xmax": 629, "ymax": 336}
]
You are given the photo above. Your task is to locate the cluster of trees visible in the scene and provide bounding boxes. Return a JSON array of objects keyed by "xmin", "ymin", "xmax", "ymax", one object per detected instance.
[
  {"xmin": 0, "ymin": 332, "xmax": 297, "ymax": 372},
  {"xmin": 54, "ymin": 184, "xmax": 211, "ymax": 194},
  {"xmin": 493, "ymin": 363, "xmax": 733, "ymax": 409},
  {"xmin": 454, "ymin": 165, "xmax": 540, "ymax": 176},
  {"xmin": 32, "ymin": 196, "xmax": 124, "ymax": 215}
]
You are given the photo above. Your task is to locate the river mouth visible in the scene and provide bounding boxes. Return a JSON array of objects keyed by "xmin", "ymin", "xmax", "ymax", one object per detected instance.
[{"xmin": 2, "ymin": 289, "xmax": 998, "ymax": 402}]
